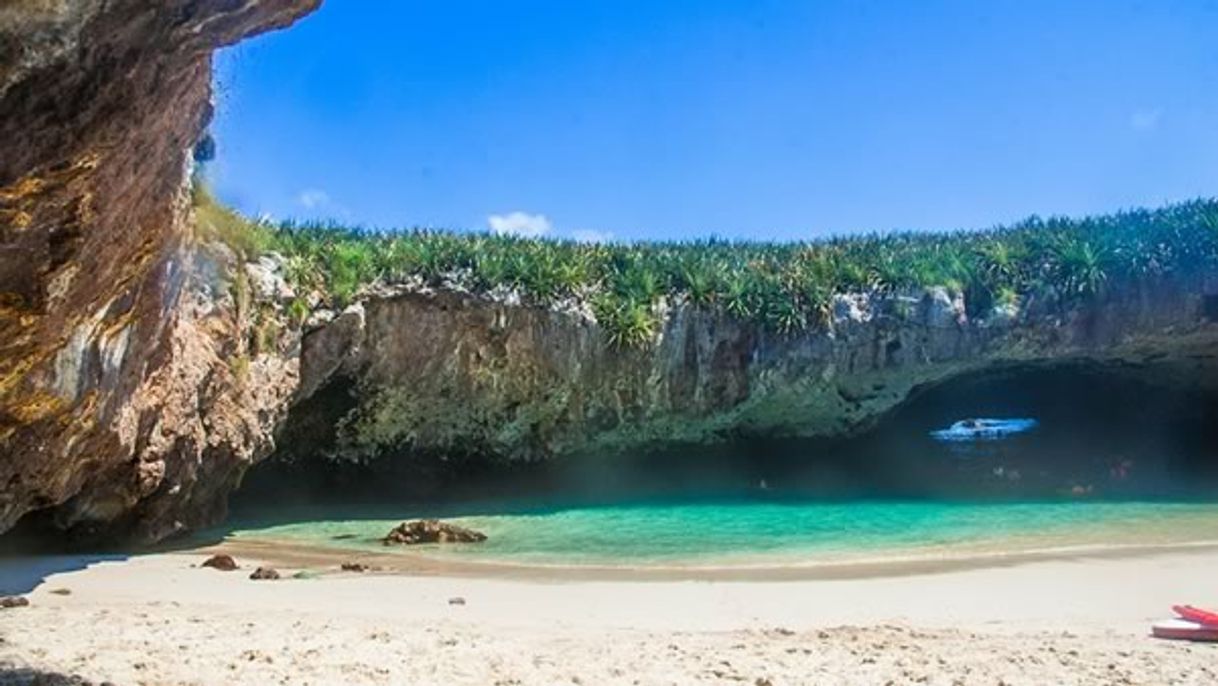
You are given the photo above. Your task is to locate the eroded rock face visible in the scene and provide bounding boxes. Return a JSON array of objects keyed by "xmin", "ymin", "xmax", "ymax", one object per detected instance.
[
  {"xmin": 293, "ymin": 274, "xmax": 1218, "ymax": 466},
  {"xmin": 0, "ymin": 0, "xmax": 319, "ymax": 541}
]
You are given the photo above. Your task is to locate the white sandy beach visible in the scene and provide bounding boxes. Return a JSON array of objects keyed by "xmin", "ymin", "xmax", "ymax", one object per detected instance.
[{"xmin": 2, "ymin": 544, "xmax": 1217, "ymax": 685}]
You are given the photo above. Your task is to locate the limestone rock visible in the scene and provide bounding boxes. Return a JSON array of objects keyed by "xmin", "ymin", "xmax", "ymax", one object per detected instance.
[
  {"xmin": 832, "ymin": 293, "xmax": 872, "ymax": 326},
  {"xmin": 923, "ymin": 287, "xmax": 966, "ymax": 328},
  {"xmin": 382, "ymin": 520, "xmax": 487, "ymax": 545},
  {"xmin": 297, "ymin": 302, "xmax": 366, "ymax": 401},
  {"xmin": 986, "ymin": 300, "xmax": 1022, "ymax": 328},
  {"xmin": 246, "ymin": 253, "xmax": 295, "ymax": 302},
  {"xmin": 279, "ymin": 278, "xmax": 1218, "ymax": 474},
  {"xmin": 0, "ymin": 0, "xmax": 320, "ymax": 542},
  {"xmin": 249, "ymin": 566, "xmax": 280, "ymax": 580}
]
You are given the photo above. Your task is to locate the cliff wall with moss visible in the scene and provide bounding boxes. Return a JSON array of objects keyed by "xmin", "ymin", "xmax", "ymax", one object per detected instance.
[{"xmin": 285, "ymin": 274, "xmax": 1218, "ymax": 469}]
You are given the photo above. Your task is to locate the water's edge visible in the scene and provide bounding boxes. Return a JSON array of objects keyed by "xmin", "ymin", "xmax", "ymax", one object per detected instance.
[{"xmin": 217, "ymin": 501, "xmax": 1218, "ymax": 577}]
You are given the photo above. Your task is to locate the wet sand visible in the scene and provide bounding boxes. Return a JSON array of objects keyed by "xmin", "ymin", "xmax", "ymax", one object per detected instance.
[
  {"xmin": 211, "ymin": 534, "xmax": 1218, "ymax": 581},
  {"xmin": 2, "ymin": 542, "xmax": 1218, "ymax": 684}
]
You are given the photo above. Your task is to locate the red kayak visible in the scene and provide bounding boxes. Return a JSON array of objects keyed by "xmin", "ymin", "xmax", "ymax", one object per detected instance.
[
  {"xmin": 1172, "ymin": 605, "xmax": 1218, "ymax": 627},
  {"xmin": 1152, "ymin": 619, "xmax": 1218, "ymax": 642}
]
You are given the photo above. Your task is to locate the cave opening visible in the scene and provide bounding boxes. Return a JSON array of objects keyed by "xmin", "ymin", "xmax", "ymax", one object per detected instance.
[{"xmin": 229, "ymin": 362, "xmax": 1218, "ymax": 523}]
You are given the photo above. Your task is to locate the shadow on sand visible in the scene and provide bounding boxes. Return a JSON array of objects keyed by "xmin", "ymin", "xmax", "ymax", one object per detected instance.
[
  {"xmin": 0, "ymin": 554, "xmax": 127, "ymax": 596},
  {"xmin": 0, "ymin": 664, "xmax": 102, "ymax": 685}
]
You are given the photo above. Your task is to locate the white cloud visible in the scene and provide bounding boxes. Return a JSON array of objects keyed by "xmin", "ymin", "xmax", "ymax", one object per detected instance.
[
  {"xmin": 297, "ymin": 189, "xmax": 331, "ymax": 209},
  {"xmin": 488, "ymin": 211, "xmax": 552, "ymax": 238},
  {"xmin": 295, "ymin": 189, "xmax": 355, "ymax": 222},
  {"xmin": 1130, "ymin": 108, "xmax": 1162, "ymax": 131},
  {"xmin": 570, "ymin": 228, "xmax": 614, "ymax": 243}
]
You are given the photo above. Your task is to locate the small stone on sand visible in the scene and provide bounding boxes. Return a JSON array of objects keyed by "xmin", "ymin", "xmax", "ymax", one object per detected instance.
[{"xmin": 201, "ymin": 554, "xmax": 238, "ymax": 571}]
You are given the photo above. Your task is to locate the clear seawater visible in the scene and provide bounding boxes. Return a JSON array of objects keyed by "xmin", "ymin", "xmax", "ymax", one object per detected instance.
[{"xmin": 224, "ymin": 500, "xmax": 1218, "ymax": 568}]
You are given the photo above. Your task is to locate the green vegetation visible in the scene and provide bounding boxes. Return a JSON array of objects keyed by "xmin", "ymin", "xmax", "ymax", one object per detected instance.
[
  {"xmin": 193, "ymin": 186, "xmax": 1218, "ymax": 346},
  {"xmin": 194, "ymin": 184, "xmax": 274, "ymax": 261}
]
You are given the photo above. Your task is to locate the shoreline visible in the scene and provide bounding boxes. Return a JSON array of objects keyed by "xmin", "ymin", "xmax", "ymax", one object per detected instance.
[
  {"xmin": 201, "ymin": 534, "xmax": 1218, "ymax": 582},
  {"xmin": 8, "ymin": 541, "xmax": 1218, "ymax": 629},
  {"xmin": 4, "ymin": 544, "xmax": 1218, "ymax": 684},
  {"xmin": 208, "ymin": 498, "xmax": 1218, "ymax": 580}
]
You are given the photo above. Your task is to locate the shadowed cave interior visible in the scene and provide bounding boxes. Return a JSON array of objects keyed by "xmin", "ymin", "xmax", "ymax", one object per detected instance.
[{"xmin": 230, "ymin": 363, "xmax": 1218, "ymax": 523}]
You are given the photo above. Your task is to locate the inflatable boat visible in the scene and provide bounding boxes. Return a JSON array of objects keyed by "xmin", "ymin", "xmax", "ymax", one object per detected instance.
[
  {"xmin": 1151, "ymin": 605, "xmax": 1218, "ymax": 642},
  {"xmin": 929, "ymin": 418, "xmax": 1038, "ymax": 442},
  {"xmin": 1151, "ymin": 619, "xmax": 1218, "ymax": 642}
]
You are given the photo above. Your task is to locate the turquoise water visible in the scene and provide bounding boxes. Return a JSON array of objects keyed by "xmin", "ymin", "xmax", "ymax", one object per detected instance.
[{"xmin": 227, "ymin": 500, "xmax": 1218, "ymax": 568}]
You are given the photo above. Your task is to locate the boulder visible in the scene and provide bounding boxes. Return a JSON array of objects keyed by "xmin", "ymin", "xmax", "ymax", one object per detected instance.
[
  {"xmin": 382, "ymin": 519, "xmax": 487, "ymax": 545},
  {"xmin": 201, "ymin": 554, "xmax": 239, "ymax": 571},
  {"xmin": 249, "ymin": 567, "xmax": 280, "ymax": 581},
  {"xmin": 0, "ymin": 596, "xmax": 29, "ymax": 609}
]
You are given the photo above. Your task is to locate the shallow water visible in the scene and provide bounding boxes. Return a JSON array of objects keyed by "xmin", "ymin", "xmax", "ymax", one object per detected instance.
[{"xmin": 225, "ymin": 500, "xmax": 1218, "ymax": 568}]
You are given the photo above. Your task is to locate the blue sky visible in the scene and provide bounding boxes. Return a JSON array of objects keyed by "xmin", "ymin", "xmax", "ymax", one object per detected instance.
[{"xmin": 211, "ymin": 0, "xmax": 1218, "ymax": 242}]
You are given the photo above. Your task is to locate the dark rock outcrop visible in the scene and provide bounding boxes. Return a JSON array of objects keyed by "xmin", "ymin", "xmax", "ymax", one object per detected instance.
[
  {"xmin": 0, "ymin": 595, "xmax": 29, "ymax": 609},
  {"xmin": 201, "ymin": 554, "xmax": 238, "ymax": 572},
  {"xmin": 382, "ymin": 520, "xmax": 488, "ymax": 545},
  {"xmin": 0, "ymin": 1, "xmax": 320, "ymax": 542}
]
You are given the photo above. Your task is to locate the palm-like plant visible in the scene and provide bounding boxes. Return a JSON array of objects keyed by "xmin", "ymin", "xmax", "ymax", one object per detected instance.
[
  {"xmin": 195, "ymin": 188, "xmax": 1218, "ymax": 345},
  {"xmin": 1052, "ymin": 238, "xmax": 1108, "ymax": 298}
]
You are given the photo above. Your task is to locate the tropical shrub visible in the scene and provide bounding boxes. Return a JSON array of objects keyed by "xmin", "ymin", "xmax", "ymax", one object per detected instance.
[{"xmin": 193, "ymin": 189, "xmax": 1218, "ymax": 347}]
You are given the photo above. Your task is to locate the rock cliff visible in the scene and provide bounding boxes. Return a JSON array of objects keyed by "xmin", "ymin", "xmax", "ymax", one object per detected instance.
[
  {"xmin": 288, "ymin": 276, "xmax": 1218, "ymax": 468},
  {"xmin": 0, "ymin": 0, "xmax": 319, "ymax": 542}
]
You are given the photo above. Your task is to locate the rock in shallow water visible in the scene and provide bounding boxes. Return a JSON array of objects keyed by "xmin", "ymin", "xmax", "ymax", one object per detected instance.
[{"xmin": 382, "ymin": 520, "xmax": 487, "ymax": 545}]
